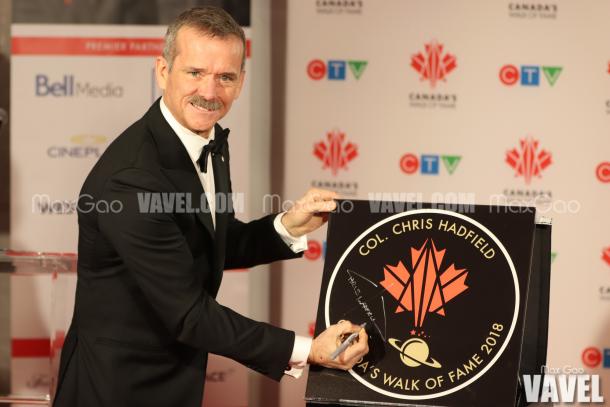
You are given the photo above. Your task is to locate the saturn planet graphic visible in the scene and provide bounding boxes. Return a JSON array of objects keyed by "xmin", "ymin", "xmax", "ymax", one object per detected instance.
[{"xmin": 388, "ymin": 337, "xmax": 442, "ymax": 368}]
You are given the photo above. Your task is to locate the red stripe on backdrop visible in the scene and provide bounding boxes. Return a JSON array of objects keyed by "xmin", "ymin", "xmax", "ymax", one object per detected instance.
[
  {"xmin": 12, "ymin": 37, "xmax": 252, "ymax": 58},
  {"xmin": 12, "ymin": 331, "xmax": 65, "ymax": 358},
  {"xmin": 11, "ymin": 37, "xmax": 164, "ymax": 56},
  {"xmin": 12, "ymin": 338, "xmax": 50, "ymax": 358}
]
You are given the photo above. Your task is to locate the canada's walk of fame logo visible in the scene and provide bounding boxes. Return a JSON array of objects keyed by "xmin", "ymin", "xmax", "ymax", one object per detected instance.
[{"xmin": 325, "ymin": 209, "xmax": 519, "ymax": 400}]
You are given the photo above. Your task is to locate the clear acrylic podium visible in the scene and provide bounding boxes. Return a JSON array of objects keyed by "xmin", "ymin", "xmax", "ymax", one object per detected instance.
[{"xmin": 0, "ymin": 250, "xmax": 77, "ymax": 406}]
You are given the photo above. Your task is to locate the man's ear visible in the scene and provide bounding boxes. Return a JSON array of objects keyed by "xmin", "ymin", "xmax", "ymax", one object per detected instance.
[{"xmin": 155, "ymin": 56, "xmax": 169, "ymax": 91}]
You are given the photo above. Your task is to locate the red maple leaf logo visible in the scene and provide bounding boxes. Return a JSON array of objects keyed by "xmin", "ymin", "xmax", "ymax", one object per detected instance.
[
  {"xmin": 506, "ymin": 137, "xmax": 552, "ymax": 185},
  {"xmin": 313, "ymin": 130, "xmax": 358, "ymax": 175},
  {"xmin": 380, "ymin": 239, "xmax": 468, "ymax": 328},
  {"xmin": 411, "ymin": 40, "xmax": 457, "ymax": 89}
]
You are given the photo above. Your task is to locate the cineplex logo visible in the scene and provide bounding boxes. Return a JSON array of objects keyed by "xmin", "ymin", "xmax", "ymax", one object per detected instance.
[
  {"xmin": 47, "ymin": 134, "xmax": 108, "ymax": 159},
  {"xmin": 522, "ymin": 368, "xmax": 603, "ymax": 403},
  {"xmin": 409, "ymin": 40, "xmax": 457, "ymax": 109},
  {"xmin": 499, "ymin": 65, "xmax": 562, "ymax": 87},
  {"xmin": 307, "ymin": 59, "xmax": 367, "ymax": 80},
  {"xmin": 506, "ymin": 137, "xmax": 552, "ymax": 185},
  {"xmin": 35, "ymin": 74, "xmax": 124, "ymax": 98}
]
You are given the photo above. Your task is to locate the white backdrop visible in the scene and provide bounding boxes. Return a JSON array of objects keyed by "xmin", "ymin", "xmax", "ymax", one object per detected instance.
[{"xmin": 280, "ymin": 0, "xmax": 610, "ymax": 406}]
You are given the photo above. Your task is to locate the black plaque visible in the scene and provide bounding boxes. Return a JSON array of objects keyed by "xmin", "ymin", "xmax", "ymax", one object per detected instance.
[{"xmin": 306, "ymin": 201, "xmax": 537, "ymax": 407}]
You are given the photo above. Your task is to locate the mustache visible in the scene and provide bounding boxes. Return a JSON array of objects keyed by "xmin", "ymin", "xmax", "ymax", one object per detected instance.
[{"xmin": 189, "ymin": 95, "xmax": 223, "ymax": 111}]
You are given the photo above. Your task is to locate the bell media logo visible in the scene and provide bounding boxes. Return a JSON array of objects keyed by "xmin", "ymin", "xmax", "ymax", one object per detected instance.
[
  {"xmin": 313, "ymin": 130, "xmax": 358, "ymax": 175},
  {"xmin": 307, "ymin": 59, "xmax": 367, "ymax": 80},
  {"xmin": 325, "ymin": 210, "xmax": 518, "ymax": 400},
  {"xmin": 499, "ymin": 65, "xmax": 562, "ymax": 86},
  {"xmin": 400, "ymin": 153, "xmax": 461, "ymax": 175},
  {"xmin": 35, "ymin": 74, "xmax": 124, "ymax": 98},
  {"xmin": 506, "ymin": 138, "xmax": 552, "ymax": 185}
]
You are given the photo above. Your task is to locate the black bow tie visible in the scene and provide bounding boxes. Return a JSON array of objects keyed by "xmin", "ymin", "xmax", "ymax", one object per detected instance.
[{"xmin": 197, "ymin": 128, "xmax": 229, "ymax": 173}]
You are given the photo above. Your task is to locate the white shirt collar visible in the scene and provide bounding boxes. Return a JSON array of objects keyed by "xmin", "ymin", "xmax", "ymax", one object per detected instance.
[{"xmin": 159, "ymin": 97, "xmax": 215, "ymax": 165}]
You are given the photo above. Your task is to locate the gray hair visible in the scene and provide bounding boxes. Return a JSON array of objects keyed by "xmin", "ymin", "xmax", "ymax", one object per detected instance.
[{"xmin": 163, "ymin": 6, "xmax": 246, "ymax": 71}]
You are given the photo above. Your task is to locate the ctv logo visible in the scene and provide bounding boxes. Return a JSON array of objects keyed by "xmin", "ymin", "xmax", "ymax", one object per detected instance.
[
  {"xmin": 313, "ymin": 130, "xmax": 358, "ymax": 175},
  {"xmin": 506, "ymin": 137, "xmax": 552, "ymax": 184},
  {"xmin": 307, "ymin": 59, "xmax": 367, "ymax": 80},
  {"xmin": 581, "ymin": 346, "xmax": 610, "ymax": 368},
  {"xmin": 411, "ymin": 40, "xmax": 457, "ymax": 88},
  {"xmin": 35, "ymin": 74, "xmax": 124, "ymax": 97},
  {"xmin": 499, "ymin": 65, "xmax": 562, "ymax": 86},
  {"xmin": 399, "ymin": 153, "xmax": 461, "ymax": 175},
  {"xmin": 304, "ymin": 240, "xmax": 326, "ymax": 261},
  {"xmin": 596, "ymin": 162, "xmax": 610, "ymax": 183}
]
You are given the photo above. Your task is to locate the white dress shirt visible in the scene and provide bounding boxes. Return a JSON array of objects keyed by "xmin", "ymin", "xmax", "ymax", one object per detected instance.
[{"xmin": 160, "ymin": 98, "xmax": 311, "ymax": 377}]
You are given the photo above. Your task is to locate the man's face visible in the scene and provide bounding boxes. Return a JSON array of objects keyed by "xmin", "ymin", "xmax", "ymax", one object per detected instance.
[{"xmin": 156, "ymin": 26, "xmax": 245, "ymax": 137}]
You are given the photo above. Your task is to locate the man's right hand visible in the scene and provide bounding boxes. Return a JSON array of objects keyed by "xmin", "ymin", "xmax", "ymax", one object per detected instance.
[{"xmin": 307, "ymin": 320, "xmax": 369, "ymax": 370}]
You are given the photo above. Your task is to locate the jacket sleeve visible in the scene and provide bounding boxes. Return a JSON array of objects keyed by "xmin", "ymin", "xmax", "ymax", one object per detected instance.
[
  {"xmin": 223, "ymin": 214, "xmax": 303, "ymax": 270},
  {"xmin": 97, "ymin": 167, "xmax": 294, "ymax": 381},
  {"xmin": 220, "ymin": 141, "xmax": 302, "ymax": 269}
]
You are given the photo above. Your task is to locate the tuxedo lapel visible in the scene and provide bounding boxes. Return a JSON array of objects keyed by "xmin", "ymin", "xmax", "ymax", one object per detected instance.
[
  {"xmin": 145, "ymin": 99, "xmax": 215, "ymax": 239},
  {"xmin": 212, "ymin": 127, "xmax": 230, "ymax": 240},
  {"xmin": 208, "ymin": 127, "xmax": 230, "ymax": 296}
]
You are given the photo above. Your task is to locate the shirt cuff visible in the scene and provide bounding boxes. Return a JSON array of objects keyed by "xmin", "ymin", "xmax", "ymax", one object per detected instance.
[
  {"xmin": 284, "ymin": 335, "xmax": 312, "ymax": 379},
  {"xmin": 273, "ymin": 213, "xmax": 308, "ymax": 253}
]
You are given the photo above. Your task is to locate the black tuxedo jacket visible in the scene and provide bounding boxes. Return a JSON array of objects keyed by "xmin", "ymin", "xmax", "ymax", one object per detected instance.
[{"xmin": 54, "ymin": 100, "xmax": 300, "ymax": 407}]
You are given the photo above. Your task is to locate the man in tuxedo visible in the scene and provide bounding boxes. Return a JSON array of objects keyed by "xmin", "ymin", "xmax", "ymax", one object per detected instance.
[{"xmin": 53, "ymin": 6, "xmax": 368, "ymax": 407}]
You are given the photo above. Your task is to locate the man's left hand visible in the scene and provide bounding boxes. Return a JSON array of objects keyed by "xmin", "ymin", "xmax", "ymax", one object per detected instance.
[{"xmin": 281, "ymin": 188, "xmax": 338, "ymax": 237}]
